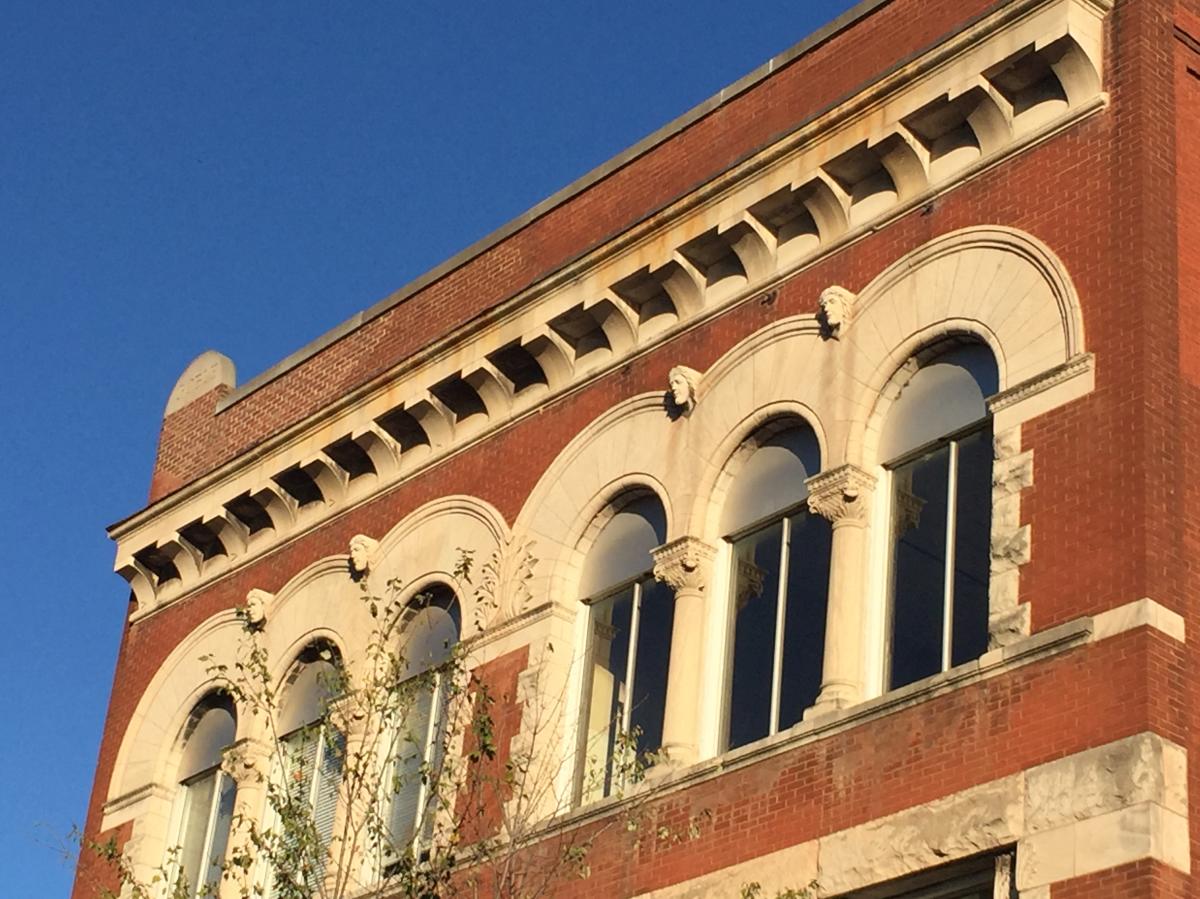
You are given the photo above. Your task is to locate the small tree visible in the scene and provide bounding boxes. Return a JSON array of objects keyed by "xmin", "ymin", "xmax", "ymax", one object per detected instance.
[{"xmin": 86, "ymin": 549, "xmax": 678, "ymax": 899}]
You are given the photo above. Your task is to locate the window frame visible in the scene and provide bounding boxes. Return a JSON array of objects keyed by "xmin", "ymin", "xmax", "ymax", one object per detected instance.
[
  {"xmin": 881, "ymin": 413, "xmax": 993, "ymax": 688},
  {"xmin": 719, "ymin": 496, "xmax": 822, "ymax": 750},
  {"xmin": 575, "ymin": 568, "xmax": 662, "ymax": 804}
]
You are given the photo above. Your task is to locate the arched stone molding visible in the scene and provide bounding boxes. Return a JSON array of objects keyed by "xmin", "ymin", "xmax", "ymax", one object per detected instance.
[
  {"xmin": 843, "ymin": 226, "xmax": 1087, "ymax": 468},
  {"xmin": 104, "ymin": 611, "xmax": 247, "ymax": 821},
  {"xmin": 514, "ymin": 394, "xmax": 683, "ymax": 611},
  {"xmin": 367, "ymin": 495, "xmax": 510, "ymax": 638},
  {"xmin": 689, "ymin": 401, "xmax": 827, "ymax": 545}
]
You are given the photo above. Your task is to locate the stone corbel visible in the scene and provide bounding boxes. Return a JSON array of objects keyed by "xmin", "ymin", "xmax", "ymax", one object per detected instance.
[
  {"xmin": 652, "ymin": 536, "xmax": 717, "ymax": 593},
  {"xmin": 221, "ymin": 737, "xmax": 274, "ymax": 783},
  {"xmin": 666, "ymin": 365, "xmax": 703, "ymax": 418},
  {"xmin": 805, "ymin": 464, "xmax": 877, "ymax": 527}
]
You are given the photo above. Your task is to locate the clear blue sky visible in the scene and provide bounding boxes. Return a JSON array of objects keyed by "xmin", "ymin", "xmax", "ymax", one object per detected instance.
[{"xmin": 0, "ymin": 2, "xmax": 858, "ymax": 893}]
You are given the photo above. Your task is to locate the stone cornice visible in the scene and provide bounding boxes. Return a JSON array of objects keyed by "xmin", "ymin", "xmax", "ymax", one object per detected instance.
[{"xmin": 110, "ymin": 0, "xmax": 1111, "ymax": 621}]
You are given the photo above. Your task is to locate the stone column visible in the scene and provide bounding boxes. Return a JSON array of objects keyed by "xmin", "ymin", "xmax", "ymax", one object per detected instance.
[
  {"xmin": 805, "ymin": 464, "xmax": 877, "ymax": 717},
  {"xmin": 220, "ymin": 736, "xmax": 275, "ymax": 897},
  {"xmin": 651, "ymin": 536, "xmax": 716, "ymax": 767}
]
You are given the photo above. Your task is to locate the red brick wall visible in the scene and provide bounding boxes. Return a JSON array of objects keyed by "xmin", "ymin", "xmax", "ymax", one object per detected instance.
[{"xmin": 76, "ymin": 0, "xmax": 1198, "ymax": 896}]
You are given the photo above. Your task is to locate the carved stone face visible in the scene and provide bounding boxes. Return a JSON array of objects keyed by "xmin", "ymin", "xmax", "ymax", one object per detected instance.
[
  {"xmin": 349, "ymin": 538, "xmax": 372, "ymax": 573},
  {"xmin": 819, "ymin": 290, "xmax": 847, "ymax": 328},
  {"xmin": 669, "ymin": 370, "xmax": 692, "ymax": 407}
]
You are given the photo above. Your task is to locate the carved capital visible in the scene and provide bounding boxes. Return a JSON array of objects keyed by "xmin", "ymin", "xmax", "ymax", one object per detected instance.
[
  {"xmin": 222, "ymin": 737, "xmax": 273, "ymax": 780},
  {"xmin": 651, "ymin": 536, "xmax": 717, "ymax": 593},
  {"xmin": 805, "ymin": 464, "xmax": 877, "ymax": 525}
]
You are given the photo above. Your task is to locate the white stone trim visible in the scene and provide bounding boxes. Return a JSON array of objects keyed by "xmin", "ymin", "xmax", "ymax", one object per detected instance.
[
  {"xmin": 1092, "ymin": 597, "xmax": 1185, "ymax": 644},
  {"xmin": 631, "ymin": 732, "xmax": 1186, "ymax": 899},
  {"xmin": 111, "ymin": 0, "xmax": 1111, "ymax": 619}
]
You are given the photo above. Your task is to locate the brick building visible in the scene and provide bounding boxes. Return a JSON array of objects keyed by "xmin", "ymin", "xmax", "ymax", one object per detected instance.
[{"xmin": 74, "ymin": 0, "xmax": 1200, "ymax": 896}]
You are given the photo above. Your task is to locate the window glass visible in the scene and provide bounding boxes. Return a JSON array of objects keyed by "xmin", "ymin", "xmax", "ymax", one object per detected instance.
[
  {"xmin": 884, "ymin": 344, "xmax": 997, "ymax": 690},
  {"xmin": 720, "ymin": 428, "xmax": 819, "ymax": 534},
  {"xmin": 723, "ymin": 426, "xmax": 829, "ymax": 750},
  {"xmin": 389, "ymin": 589, "xmax": 460, "ymax": 854},
  {"xmin": 174, "ymin": 697, "xmax": 237, "ymax": 899},
  {"xmin": 878, "ymin": 344, "xmax": 997, "ymax": 461},
  {"xmin": 578, "ymin": 495, "xmax": 667, "ymax": 597},
  {"xmin": 577, "ymin": 494, "xmax": 671, "ymax": 803}
]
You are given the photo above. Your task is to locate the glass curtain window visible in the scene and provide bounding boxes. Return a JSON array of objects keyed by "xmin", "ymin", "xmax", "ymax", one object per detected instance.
[
  {"xmin": 388, "ymin": 588, "xmax": 460, "ymax": 853},
  {"xmin": 879, "ymin": 344, "xmax": 998, "ymax": 691},
  {"xmin": 577, "ymin": 495, "xmax": 670, "ymax": 803},
  {"xmin": 721, "ymin": 426, "xmax": 829, "ymax": 750},
  {"xmin": 175, "ymin": 698, "xmax": 237, "ymax": 898}
]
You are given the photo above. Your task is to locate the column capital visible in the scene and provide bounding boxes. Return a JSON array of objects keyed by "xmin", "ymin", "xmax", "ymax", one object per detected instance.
[
  {"xmin": 222, "ymin": 737, "xmax": 274, "ymax": 780},
  {"xmin": 806, "ymin": 464, "xmax": 877, "ymax": 526},
  {"xmin": 651, "ymin": 536, "xmax": 717, "ymax": 592}
]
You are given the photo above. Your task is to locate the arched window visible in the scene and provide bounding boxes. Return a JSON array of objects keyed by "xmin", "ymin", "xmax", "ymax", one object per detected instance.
[
  {"xmin": 388, "ymin": 585, "xmax": 461, "ymax": 855},
  {"xmin": 720, "ymin": 425, "xmax": 830, "ymax": 749},
  {"xmin": 173, "ymin": 693, "xmax": 237, "ymax": 898},
  {"xmin": 272, "ymin": 643, "xmax": 345, "ymax": 897},
  {"xmin": 577, "ymin": 494, "xmax": 671, "ymax": 803},
  {"xmin": 879, "ymin": 343, "xmax": 998, "ymax": 690}
]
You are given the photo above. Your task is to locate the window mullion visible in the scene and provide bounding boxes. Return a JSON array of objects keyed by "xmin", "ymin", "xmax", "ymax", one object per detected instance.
[
  {"xmin": 622, "ymin": 581, "xmax": 642, "ymax": 738},
  {"xmin": 198, "ymin": 770, "xmax": 223, "ymax": 890},
  {"xmin": 413, "ymin": 672, "xmax": 442, "ymax": 848},
  {"xmin": 309, "ymin": 728, "xmax": 325, "ymax": 810},
  {"xmin": 770, "ymin": 516, "xmax": 791, "ymax": 735},
  {"xmin": 942, "ymin": 440, "xmax": 961, "ymax": 672}
]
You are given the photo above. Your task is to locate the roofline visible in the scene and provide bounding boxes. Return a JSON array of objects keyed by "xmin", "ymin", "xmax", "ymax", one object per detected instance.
[{"xmin": 219, "ymin": 0, "xmax": 894, "ymax": 409}]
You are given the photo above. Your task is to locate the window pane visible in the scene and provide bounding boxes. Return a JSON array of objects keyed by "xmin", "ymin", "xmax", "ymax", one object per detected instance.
[
  {"xmin": 778, "ymin": 510, "xmax": 832, "ymax": 729},
  {"xmin": 950, "ymin": 427, "xmax": 993, "ymax": 667},
  {"xmin": 629, "ymin": 577, "xmax": 674, "ymax": 759},
  {"xmin": 177, "ymin": 770, "xmax": 217, "ymax": 898},
  {"xmin": 179, "ymin": 703, "xmax": 236, "ymax": 782},
  {"xmin": 389, "ymin": 684, "xmax": 435, "ymax": 848},
  {"xmin": 201, "ymin": 774, "xmax": 236, "ymax": 894},
  {"xmin": 728, "ymin": 521, "xmax": 783, "ymax": 750},
  {"xmin": 580, "ymin": 586, "xmax": 634, "ymax": 801},
  {"xmin": 889, "ymin": 446, "xmax": 950, "ymax": 689}
]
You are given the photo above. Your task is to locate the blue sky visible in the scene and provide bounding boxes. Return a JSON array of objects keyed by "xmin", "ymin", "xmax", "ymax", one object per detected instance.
[{"xmin": 0, "ymin": 2, "xmax": 858, "ymax": 892}]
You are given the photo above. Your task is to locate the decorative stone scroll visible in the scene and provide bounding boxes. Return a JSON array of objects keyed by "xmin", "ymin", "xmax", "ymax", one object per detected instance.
[{"xmin": 805, "ymin": 464, "xmax": 877, "ymax": 526}]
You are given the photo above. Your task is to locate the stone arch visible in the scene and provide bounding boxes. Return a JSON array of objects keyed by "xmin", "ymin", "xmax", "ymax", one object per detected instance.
[
  {"xmin": 515, "ymin": 393, "xmax": 682, "ymax": 610},
  {"xmin": 691, "ymin": 401, "xmax": 826, "ymax": 544},
  {"xmin": 841, "ymin": 226, "xmax": 1085, "ymax": 466},
  {"xmin": 369, "ymin": 495, "xmax": 509, "ymax": 638}
]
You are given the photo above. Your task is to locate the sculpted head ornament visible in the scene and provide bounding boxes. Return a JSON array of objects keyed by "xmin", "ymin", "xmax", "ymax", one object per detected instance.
[
  {"xmin": 667, "ymin": 365, "xmax": 702, "ymax": 416},
  {"xmin": 818, "ymin": 285, "xmax": 857, "ymax": 339},
  {"xmin": 244, "ymin": 589, "xmax": 272, "ymax": 628},
  {"xmin": 348, "ymin": 534, "xmax": 379, "ymax": 575}
]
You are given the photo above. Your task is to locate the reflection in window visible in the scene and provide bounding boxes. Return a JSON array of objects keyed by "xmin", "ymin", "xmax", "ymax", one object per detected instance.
[
  {"xmin": 880, "ymin": 344, "xmax": 998, "ymax": 690},
  {"xmin": 577, "ymin": 495, "xmax": 672, "ymax": 803},
  {"xmin": 174, "ymin": 694, "xmax": 237, "ymax": 898},
  {"xmin": 271, "ymin": 644, "xmax": 345, "ymax": 898},
  {"xmin": 722, "ymin": 426, "xmax": 830, "ymax": 749},
  {"xmin": 388, "ymin": 585, "xmax": 461, "ymax": 855}
]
